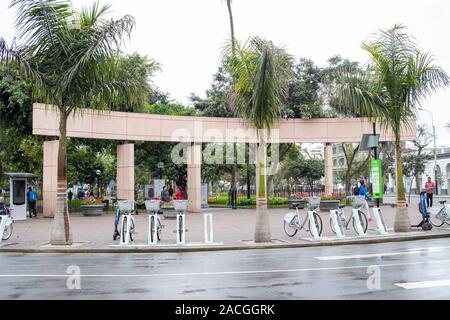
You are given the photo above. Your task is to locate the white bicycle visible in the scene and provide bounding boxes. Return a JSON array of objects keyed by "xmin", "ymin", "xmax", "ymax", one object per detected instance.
[
  {"xmin": 115, "ymin": 200, "xmax": 136, "ymax": 243},
  {"xmin": 330, "ymin": 196, "xmax": 368, "ymax": 235},
  {"xmin": 283, "ymin": 197, "xmax": 323, "ymax": 237},
  {"xmin": 0, "ymin": 203, "xmax": 13, "ymax": 241},
  {"xmin": 429, "ymin": 200, "xmax": 450, "ymax": 227},
  {"xmin": 145, "ymin": 200, "xmax": 164, "ymax": 242}
]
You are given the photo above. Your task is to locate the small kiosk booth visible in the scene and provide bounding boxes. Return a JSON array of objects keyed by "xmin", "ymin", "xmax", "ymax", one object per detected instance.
[{"xmin": 2, "ymin": 173, "xmax": 38, "ymax": 221}]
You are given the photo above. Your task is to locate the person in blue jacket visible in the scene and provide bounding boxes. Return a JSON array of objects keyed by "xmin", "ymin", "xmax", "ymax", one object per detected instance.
[{"xmin": 358, "ymin": 180, "xmax": 372, "ymax": 201}]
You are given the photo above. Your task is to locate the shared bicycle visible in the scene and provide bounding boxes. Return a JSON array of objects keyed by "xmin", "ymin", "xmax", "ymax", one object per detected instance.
[
  {"xmin": 145, "ymin": 200, "xmax": 164, "ymax": 242},
  {"xmin": 429, "ymin": 200, "xmax": 450, "ymax": 227},
  {"xmin": 330, "ymin": 196, "xmax": 368, "ymax": 235},
  {"xmin": 0, "ymin": 202, "xmax": 13, "ymax": 241},
  {"xmin": 283, "ymin": 197, "xmax": 323, "ymax": 238},
  {"xmin": 113, "ymin": 200, "xmax": 136, "ymax": 242}
]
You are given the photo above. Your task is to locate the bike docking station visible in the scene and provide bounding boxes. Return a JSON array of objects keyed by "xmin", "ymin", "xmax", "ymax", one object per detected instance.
[
  {"xmin": 146, "ymin": 200, "xmax": 161, "ymax": 246},
  {"xmin": 307, "ymin": 210, "xmax": 322, "ymax": 241},
  {"xmin": 119, "ymin": 200, "xmax": 135, "ymax": 246},
  {"xmin": 0, "ymin": 215, "xmax": 12, "ymax": 245},
  {"xmin": 330, "ymin": 210, "xmax": 346, "ymax": 239},
  {"xmin": 111, "ymin": 199, "xmax": 224, "ymax": 249},
  {"xmin": 372, "ymin": 207, "xmax": 388, "ymax": 235}
]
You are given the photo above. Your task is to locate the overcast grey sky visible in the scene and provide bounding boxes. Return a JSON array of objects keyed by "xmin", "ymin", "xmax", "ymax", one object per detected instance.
[{"xmin": 1, "ymin": 0, "xmax": 449, "ymax": 145}]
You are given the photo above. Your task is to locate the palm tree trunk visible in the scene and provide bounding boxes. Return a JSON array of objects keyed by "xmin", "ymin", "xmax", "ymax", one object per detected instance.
[
  {"xmin": 394, "ymin": 131, "xmax": 411, "ymax": 233},
  {"xmin": 226, "ymin": 0, "xmax": 235, "ymax": 50},
  {"xmin": 51, "ymin": 107, "xmax": 73, "ymax": 245},
  {"xmin": 226, "ymin": 0, "xmax": 238, "ymax": 209},
  {"xmin": 255, "ymin": 132, "xmax": 271, "ymax": 243}
]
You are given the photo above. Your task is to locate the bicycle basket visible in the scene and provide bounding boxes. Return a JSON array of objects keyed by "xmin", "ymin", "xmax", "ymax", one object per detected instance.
[
  {"xmin": 173, "ymin": 200, "xmax": 188, "ymax": 212},
  {"xmin": 117, "ymin": 200, "xmax": 134, "ymax": 212},
  {"xmin": 308, "ymin": 197, "xmax": 320, "ymax": 210},
  {"xmin": 352, "ymin": 196, "xmax": 366, "ymax": 209},
  {"xmin": 145, "ymin": 200, "xmax": 161, "ymax": 212}
]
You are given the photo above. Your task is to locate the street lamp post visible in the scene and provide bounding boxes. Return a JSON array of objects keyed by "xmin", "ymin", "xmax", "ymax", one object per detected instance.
[
  {"xmin": 157, "ymin": 162, "xmax": 165, "ymax": 180},
  {"xmin": 419, "ymin": 108, "xmax": 438, "ymax": 195},
  {"xmin": 95, "ymin": 169, "xmax": 101, "ymax": 198}
]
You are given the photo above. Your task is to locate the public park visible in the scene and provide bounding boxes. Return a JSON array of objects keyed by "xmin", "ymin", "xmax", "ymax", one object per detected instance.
[{"xmin": 1, "ymin": 0, "xmax": 450, "ymax": 302}]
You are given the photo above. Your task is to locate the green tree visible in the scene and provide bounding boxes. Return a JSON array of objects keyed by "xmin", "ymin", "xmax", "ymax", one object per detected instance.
[
  {"xmin": 336, "ymin": 143, "xmax": 371, "ymax": 195},
  {"xmin": 284, "ymin": 158, "xmax": 324, "ymax": 191},
  {"xmin": 225, "ymin": 37, "xmax": 293, "ymax": 242},
  {"xmin": 332, "ymin": 24, "xmax": 449, "ymax": 232},
  {"xmin": 402, "ymin": 153, "xmax": 426, "ymax": 203},
  {"xmin": 1, "ymin": 0, "xmax": 147, "ymax": 245}
]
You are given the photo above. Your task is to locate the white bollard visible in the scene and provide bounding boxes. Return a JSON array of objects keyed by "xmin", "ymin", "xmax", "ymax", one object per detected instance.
[
  {"xmin": 330, "ymin": 210, "xmax": 346, "ymax": 238},
  {"xmin": 0, "ymin": 216, "xmax": 7, "ymax": 244},
  {"xmin": 307, "ymin": 211, "xmax": 322, "ymax": 240},
  {"xmin": 177, "ymin": 213, "xmax": 186, "ymax": 245},
  {"xmin": 352, "ymin": 209, "xmax": 366, "ymax": 237},
  {"xmin": 372, "ymin": 208, "xmax": 388, "ymax": 235},
  {"xmin": 148, "ymin": 214, "xmax": 159, "ymax": 245},
  {"xmin": 120, "ymin": 215, "xmax": 132, "ymax": 245},
  {"xmin": 203, "ymin": 213, "xmax": 214, "ymax": 244}
]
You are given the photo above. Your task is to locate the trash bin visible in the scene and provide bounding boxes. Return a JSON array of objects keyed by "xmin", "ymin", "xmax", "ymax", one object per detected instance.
[{"xmin": 102, "ymin": 200, "xmax": 109, "ymax": 212}]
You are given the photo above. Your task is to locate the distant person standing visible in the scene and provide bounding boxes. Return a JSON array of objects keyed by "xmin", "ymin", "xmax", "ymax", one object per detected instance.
[
  {"xmin": 353, "ymin": 183, "xmax": 360, "ymax": 196},
  {"xmin": 67, "ymin": 189, "xmax": 74, "ymax": 211},
  {"xmin": 27, "ymin": 187, "xmax": 38, "ymax": 218},
  {"xmin": 175, "ymin": 188, "xmax": 184, "ymax": 201},
  {"xmin": 425, "ymin": 177, "xmax": 436, "ymax": 208},
  {"xmin": 168, "ymin": 185, "xmax": 174, "ymax": 197},
  {"xmin": 161, "ymin": 186, "xmax": 170, "ymax": 203}
]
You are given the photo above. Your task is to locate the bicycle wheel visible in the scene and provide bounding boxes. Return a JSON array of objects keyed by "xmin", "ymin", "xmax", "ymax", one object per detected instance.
[
  {"xmin": 330, "ymin": 217, "xmax": 339, "ymax": 234},
  {"xmin": 309, "ymin": 213, "xmax": 323, "ymax": 237},
  {"xmin": 178, "ymin": 215, "xmax": 184, "ymax": 242},
  {"xmin": 2, "ymin": 223, "xmax": 12, "ymax": 241},
  {"xmin": 157, "ymin": 218, "xmax": 162, "ymax": 241},
  {"xmin": 121, "ymin": 218, "xmax": 127, "ymax": 241},
  {"xmin": 283, "ymin": 217, "xmax": 298, "ymax": 237},
  {"xmin": 429, "ymin": 209, "xmax": 445, "ymax": 227},
  {"xmin": 352, "ymin": 210, "xmax": 368, "ymax": 234},
  {"xmin": 129, "ymin": 218, "xmax": 135, "ymax": 242}
]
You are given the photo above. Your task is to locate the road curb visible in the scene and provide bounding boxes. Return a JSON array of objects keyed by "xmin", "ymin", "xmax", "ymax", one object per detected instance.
[{"xmin": 1, "ymin": 231, "xmax": 450, "ymax": 254}]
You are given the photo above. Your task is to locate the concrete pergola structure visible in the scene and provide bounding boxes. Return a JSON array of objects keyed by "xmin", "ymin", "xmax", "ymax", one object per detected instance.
[{"xmin": 32, "ymin": 103, "xmax": 416, "ymax": 217}]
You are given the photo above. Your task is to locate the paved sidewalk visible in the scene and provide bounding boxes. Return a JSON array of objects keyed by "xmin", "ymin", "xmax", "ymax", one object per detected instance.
[{"xmin": 1, "ymin": 206, "xmax": 450, "ymax": 253}]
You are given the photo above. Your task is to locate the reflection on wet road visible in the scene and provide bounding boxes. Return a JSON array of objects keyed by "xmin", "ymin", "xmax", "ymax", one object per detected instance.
[{"xmin": 1, "ymin": 239, "xmax": 450, "ymax": 299}]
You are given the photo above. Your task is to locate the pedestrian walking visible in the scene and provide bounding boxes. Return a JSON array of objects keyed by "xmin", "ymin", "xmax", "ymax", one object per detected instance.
[
  {"xmin": 27, "ymin": 186, "xmax": 38, "ymax": 218},
  {"xmin": 425, "ymin": 177, "xmax": 436, "ymax": 208}
]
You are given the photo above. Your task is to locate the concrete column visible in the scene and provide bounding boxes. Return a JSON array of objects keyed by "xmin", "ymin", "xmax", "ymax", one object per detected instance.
[
  {"xmin": 43, "ymin": 140, "xmax": 58, "ymax": 218},
  {"xmin": 324, "ymin": 143, "xmax": 333, "ymax": 195},
  {"xmin": 187, "ymin": 143, "xmax": 202, "ymax": 213},
  {"xmin": 116, "ymin": 143, "xmax": 135, "ymax": 200}
]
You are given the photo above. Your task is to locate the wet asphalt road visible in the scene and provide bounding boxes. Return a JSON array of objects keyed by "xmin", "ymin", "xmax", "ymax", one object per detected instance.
[{"xmin": 1, "ymin": 239, "xmax": 450, "ymax": 300}]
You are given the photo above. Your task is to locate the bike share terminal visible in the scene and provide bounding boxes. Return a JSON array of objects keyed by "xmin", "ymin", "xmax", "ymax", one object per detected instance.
[{"xmin": 2, "ymin": 173, "xmax": 38, "ymax": 221}]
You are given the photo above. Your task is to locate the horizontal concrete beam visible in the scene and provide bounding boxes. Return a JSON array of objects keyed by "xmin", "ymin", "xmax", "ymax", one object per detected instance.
[{"xmin": 32, "ymin": 103, "xmax": 416, "ymax": 143}]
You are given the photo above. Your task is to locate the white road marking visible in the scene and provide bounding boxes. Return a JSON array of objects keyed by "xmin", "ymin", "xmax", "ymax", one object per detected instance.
[
  {"xmin": 0, "ymin": 259, "xmax": 450, "ymax": 278},
  {"xmin": 395, "ymin": 280, "xmax": 450, "ymax": 290},
  {"xmin": 315, "ymin": 247, "xmax": 447, "ymax": 261}
]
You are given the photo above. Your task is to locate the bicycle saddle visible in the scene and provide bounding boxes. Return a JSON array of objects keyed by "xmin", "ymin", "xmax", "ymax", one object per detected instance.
[
  {"xmin": 440, "ymin": 200, "xmax": 447, "ymax": 204},
  {"xmin": 291, "ymin": 203, "xmax": 303, "ymax": 209},
  {"xmin": 338, "ymin": 205, "xmax": 346, "ymax": 209}
]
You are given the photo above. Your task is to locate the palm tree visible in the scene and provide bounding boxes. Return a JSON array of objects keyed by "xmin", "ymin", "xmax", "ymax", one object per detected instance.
[
  {"xmin": 223, "ymin": 0, "xmax": 238, "ymax": 208},
  {"xmin": 332, "ymin": 24, "xmax": 449, "ymax": 232},
  {"xmin": 225, "ymin": 37, "xmax": 293, "ymax": 242},
  {"xmin": 1, "ymin": 0, "xmax": 147, "ymax": 245}
]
